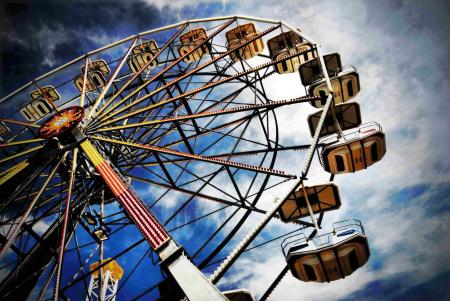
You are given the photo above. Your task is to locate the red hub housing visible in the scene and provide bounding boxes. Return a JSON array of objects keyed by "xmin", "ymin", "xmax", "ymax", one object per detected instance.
[{"xmin": 39, "ymin": 106, "xmax": 85, "ymax": 139}]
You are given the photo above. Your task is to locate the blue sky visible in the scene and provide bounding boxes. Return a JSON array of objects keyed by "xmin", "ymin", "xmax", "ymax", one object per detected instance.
[{"xmin": 1, "ymin": 0, "xmax": 449, "ymax": 300}]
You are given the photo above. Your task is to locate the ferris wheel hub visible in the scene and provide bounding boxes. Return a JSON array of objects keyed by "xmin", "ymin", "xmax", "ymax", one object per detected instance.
[{"xmin": 38, "ymin": 106, "xmax": 85, "ymax": 139}]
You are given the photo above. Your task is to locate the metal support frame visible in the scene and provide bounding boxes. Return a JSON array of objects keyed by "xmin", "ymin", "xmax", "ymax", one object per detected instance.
[{"xmin": 0, "ymin": 15, "xmax": 344, "ymax": 301}]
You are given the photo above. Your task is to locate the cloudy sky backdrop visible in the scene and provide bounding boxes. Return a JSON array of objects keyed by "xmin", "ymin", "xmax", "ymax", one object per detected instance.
[{"xmin": 1, "ymin": 0, "xmax": 449, "ymax": 300}]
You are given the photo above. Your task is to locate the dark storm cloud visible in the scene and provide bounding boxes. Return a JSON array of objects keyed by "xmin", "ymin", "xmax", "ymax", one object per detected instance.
[{"xmin": 0, "ymin": 0, "xmax": 176, "ymax": 96}]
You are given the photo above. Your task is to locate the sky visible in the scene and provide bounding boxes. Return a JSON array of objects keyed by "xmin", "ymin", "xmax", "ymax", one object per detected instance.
[{"xmin": 1, "ymin": 0, "xmax": 450, "ymax": 300}]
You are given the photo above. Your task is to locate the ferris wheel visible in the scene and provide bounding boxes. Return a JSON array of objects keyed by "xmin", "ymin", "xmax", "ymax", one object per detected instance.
[{"xmin": 0, "ymin": 16, "xmax": 386, "ymax": 301}]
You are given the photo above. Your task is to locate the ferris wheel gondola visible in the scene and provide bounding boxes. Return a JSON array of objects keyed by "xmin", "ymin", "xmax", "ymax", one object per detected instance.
[
  {"xmin": 278, "ymin": 183, "xmax": 341, "ymax": 222},
  {"xmin": 309, "ymin": 66, "xmax": 361, "ymax": 108},
  {"xmin": 282, "ymin": 219, "xmax": 370, "ymax": 283},
  {"xmin": 320, "ymin": 122, "xmax": 387, "ymax": 174}
]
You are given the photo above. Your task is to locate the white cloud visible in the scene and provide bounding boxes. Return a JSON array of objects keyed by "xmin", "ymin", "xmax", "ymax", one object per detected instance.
[{"xmin": 141, "ymin": 0, "xmax": 229, "ymax": 11}]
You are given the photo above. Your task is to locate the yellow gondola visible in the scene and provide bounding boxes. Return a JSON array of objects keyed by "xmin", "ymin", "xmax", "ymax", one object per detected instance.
[
  {"xmin": 19, "ymin": 86, "xmax": 61, "ymax": 122},
  {"xmin": 267, "ymin": 31, "xmax": 315, "ymax": 74},
  {"xmin": 320, "ymin": 122, "xmax": 386, "ymax": 174},
  {"xmin": 30, "ymin": 85, "xmax": 60, "ymax": 102},
  {"xmin": 278, "ymin": 183, "xmax": 341, "ymax": 222},
  {"xmin": 178, "ymin": 28, "xmax": 210, "ymax": 63},
  {"xmin": 309, "ymin": 66, "xmax": 360, "ymax": 108},
  {"xmin": 127, "ymin": 40, "xmax": 159, "ymax": 73},
  {"xmin": 226, "ymin": 23, "xmax": 264, "ymax": 62},
  {"xmin": 282, "ymin": 219, "xmax": 370, "ymax": 283},
  {"xmin": 74, "ymin": 59, "xmax": 110, "ymax": 92}
]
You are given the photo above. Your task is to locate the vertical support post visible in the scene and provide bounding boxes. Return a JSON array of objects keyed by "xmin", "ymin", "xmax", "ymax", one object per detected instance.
[
  {"xmin": 110, "ymin": 278, "xmax": 119, "ymax": 301},
  {"xmin": 87, "ymin": 275, "xmax": 98, "ymax": 301},
  {"xmin": 100, "ymin": 270, "xmax": 110, "ymax": 301}
]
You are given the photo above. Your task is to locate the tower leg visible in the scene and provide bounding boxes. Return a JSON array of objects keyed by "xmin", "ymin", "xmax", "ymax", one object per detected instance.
[
  {"xmin": 159, "ymin": 240, "xmax": 228, "ymax": 301},
  {"xmin": 100, "ymin": 270, "xmax": 110, "ymax": 301},
  {"xmin": 87, "ymin": 275, "xmax": 99, "ymax": 301}
]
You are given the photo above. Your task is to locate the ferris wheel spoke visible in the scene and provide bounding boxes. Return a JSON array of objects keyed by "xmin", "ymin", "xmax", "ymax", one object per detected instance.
[
  {"xmin": 11, "ymin": 194, "xmax": 65, "ymax": 233},
  {"xmin": 35, "ymin": 261, "xmax": 58, "ymax": 301},
  {"xmin": 119, "ymin": 67, "xmax": 238, "ymax": 149},
  {"xmin": 182, "ymin": 113, "xmax": 263, "ymax": 156},
  {"xmin": 0, "ymin": 138, "xmax": 45, "ymax": 148},
  {"xmin": 93, "ymin": 25, "xmax": 220, "ymax": 125},
  {"xmin": 0, "ymin": 145, "xmax": 44, "ymax": 165},
  {"xmin": 2, "ymin": 183, "xmax": 66, "ymax": 227},
  {"xmin": 122, "ymin": 144, "xmax": 311, "ymax": 170},
  {"xmin": 159, "ymin": 76, "xmax": 204, "ymax": 135},
  {"xmin": 92, "ymin": 50, "xmax": 179, "ymax": 123},
  {"xmin": 93, "ymin": 20, "xmax": 236, "ymax": 123},
  {"xmin": 95, "ymin": 92, "xmax": 179, "ymax": 148},
  {"xmin": 0, "ymin": 159, "xmax": 31, "ymax": 186},
  {"xmin": 160, "ymin": 166, "xmax": 229, "ymax": 228},
  {"xmin": 92, "ymin": 95, "xmax": 319, "ymax": 134},
  {"xmin": 124, "ymin": 103, "xmax": 268, "ymax": 164},
  {"xmin": 8, "ymin": 168, "xmax": 90, "ymax": 220},
  {"xmin": 138, "ymin": 118, "xmax": 258, "ymax": 169},
  {"xmin": 0, "ymin": 118, "xmax": 40, "ymax": 129},
  {"xmin": 116, "ymin": 115, "xmax": 256, "ymax": 169},
  {"xmin": 91, "ymin": 135, "xmax": 294, "ymax": 179},
  {"xmin": 131, "ymin": 158, "xmax": 302, "ymax": 229},
  {"xmin": 53, "ymin": 148, "xmax": 78, "ymax": 301}
]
